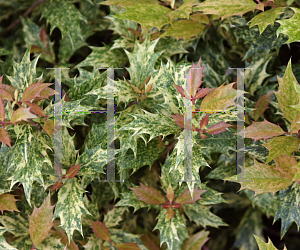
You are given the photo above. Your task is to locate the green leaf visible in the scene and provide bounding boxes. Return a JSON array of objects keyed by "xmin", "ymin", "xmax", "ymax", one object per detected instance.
[
  {"xmin": 254, "ymin": 235, "xmax": 286, "ymax": 250},
  {"xmin": 6, "ymin": 47, "xmax": 42, "ymax": 91},
  {"xmin": 274, "ymin": 182, "xmax": 300, "ymax": 239},
  {"xmin": 184, "ymin": 204, "xmax": 228, "ymax": 228},
  {"xmin": 0, "ymin": 227, "xmax": 17, "ymax": 250},
  {"xmin": 181, "ymin": 230, "xmax": 210, "ymax": 250},
  {"xmin": 153, "ymin": 209, "xmax": 188, "ymax": 250},
  {"xmin": 275, "ymin": 59, "xmax": 300, "ymax": 123},
  {"xmin": 53, "ymin": 178, "xmax": 92, "ymax": 243},
  {"xmin": 112, "ymin": 3, "xmax": 172, "ymax": 29},
  {"xmin": 276, "ymin": 7, "xmax": 300, "ymax": 43},
  {"xmin": 249, "ymin": 7, "xmax": 285, "ymax": 34},
  {"xmin": 193, "ymin": 0, "xmax": 258, "ymax": 20},
  {"xmin": 0, "ymin": 193, "xmax": 19, "ymax": 214},
  {"xmin": 160, "ymin": 20, "xmax": 205, "ymax": 41},
  {"xmin": 75, "ymin": 46, "xmax": 128, "ymax": 70},
  {"xmin": 233, "ymin": 208, "xmax": 264, "ymax": 250},
  {"xmin": 41, "ymin": 0, "xmax": 87, "ymax": 48},
  {"xmin": 263, "ymin": 136, "xmax": 300, "ymax": 164}
]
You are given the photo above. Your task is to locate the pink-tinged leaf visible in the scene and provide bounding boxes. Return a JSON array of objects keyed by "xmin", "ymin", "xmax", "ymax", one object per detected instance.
[
  {"xmin": 130, "ymin": 84, "xmax": 142, "ymax": 94},
  {"xmin": 194, "ymin": 87, "xmax": 213, "ymax": 100},
  {"xmin": 0, "ymin": 79, "xmax": 16, "ymax": 97},
  {"xmin": 170, "ymin": 113, "xmax": 199, "ymax": 131},
  {"xmin": 40, "ymin": 26, "xmax": 47, "ymax": 45},
  {"xmin": 165, "ymin": 184, "xmax": 175, "ymax": 202},
  {"xmin": 165, "ymin": 208, "xmax": 175, "ymax": 222},
  {"xmin": 64, "ymin": 164, "xmax": 82, "ymax": 179},
  {"xmin": 0, "ymin": 128, "xmax": 12, "ymax": 147},
  {"xmin": 237, "ymin": 118, "xmax": 285, "ymax": 142},
  {"xmin": 90, "ymin": 220, "xmax": 111, "ymax": 241},
  {"xmin": 200, "ymin": 133, "xmax": 208, "ymax": 139},
  {"xmin": 173, "ymin": 83, "xmax": 185, "ymax": 98},
  {"xmin": 205, "ymin": 121, "xmax": 232, "ymax": 135},
  {"xmin": 0, "ymin": 97, "xmax": 5, "ymax": 122},
  {"xmin": 290, "ymin": 113, "xmax": 300, "ymax": 134},
  {"xmin": 0, "ymin": 89, "xmax": 14, "ymax": 101},
  {"xmin": 43, "ymin": 120, "xmax": 55, "ymax": 137},
  {"xmin": 0, "ymin": 193, "xmax": 19, "ymax": 214},
  {"xmin": 51, "ymin": 181, "xmax": 63, "ymax": 192},
  {"xmin": 140, "ymin": 234, "xmax": 160, "ymax": 250},
  {"xmin": 115, "ymin": 242, "xmax": 141, "ymax": 250},
  {"xmin": 54, "ymin": 161, "xmax": 63, "ymax": 180},
  {"xmin": 254, "ymin": 91, "xmax": 273, "ymax": 121},
  {"xmin": 172, "ymin": 203, "xmax": 181, "ymax": 209},
  {"xmin": 181, "ymin": 230, "xmax": 210, "ymax": 250},
  {"xmin": 10, "ymin": 107, "xmax": 38, "ymax": 124},
  {"xmin": 191, "ymin": 58, "xmax": 205, "ymax": 97},
  {"xmin": 175, "ymin": 187, "xmax": 207, "ymax": 204},
  {"xmin": 29, "ymin": 194, "xmax": 54, "ymax": 246},
  {"xmin": 273, "ymin": 154, "xmax": 298, "ymax": 180},
  {"xmin": 21, "ymin": 80, "xmax": 53, "ymax": 102},
  {"xmin": 161, "ymin": 202, "xmax": 173, "ymax": 209},
  {"xmin": 23, "ymin": 101, "xmax": 46, "ymax": 117},
  {"xmin": 199, "ymin": 114, "xmax": 209, "ymax": 131},
  {"xmin": 62, "ymin": 90, "xmax": 69, "ymax": 102},
  {"xmin": 199, "ymin": 82, "xmax": 240, "ymax": 111},
  {"xmin": 130, "ymin": 183, "xmax": 165, "ymax": 205},
  {"xmin": 145, "ymin": 82, "xmax": 153, "ymax": 93},
  {"xmin": 38, "ymin": 86, "xmax": 55, "ymax": 101},
  {"xmin": 0, "ymin": 75, "xmax": 2, "ymax": 84},
  {"xmin": 30, "ymin": 45, "xmax": 45, "ymax": 53}
]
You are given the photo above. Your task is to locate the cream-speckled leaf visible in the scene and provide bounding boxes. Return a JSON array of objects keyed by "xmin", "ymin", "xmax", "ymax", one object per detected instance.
[
  {"xmin": 193, "ymin": 0, "xmax": 258, "ymax": 20},
  {"xmin": 35, "ymin": 236, "xmax": 65, "ymax": 250},
  {"xmin": 75, "ymin": 46, "xmax": 128, "ymax": 70},
  {"xmin": 263, "ymin": 136, "xmax": 300, "ymax": 164},
  {"xmin": 155, "ymin": 37, "xmax": 189, "ymax": 58},
  {"xmin": 84, "ymin": 78, "xmax": 138, "ymax": 107},
  {"xmin": 7, "ymin": 130, "xmax": 51, "ymax": 204},
  {"xmin": 226, "ymin": 159, "xmax": 293, "ymax": 196},
  {"xmin": 245, "ymin": 54, "xmax": 272, "ymax": 96},
  {"xmin": 184, "ymin": 204, "xmax": 228, "ymax": 228},
  {"xmin": 233, "ymin": 207, "xmax": 264, "ymax": 250},
  {"xmin": 5, "ymin": 47, "xmax": 42, "ymax": 91},
  {"xmin": 0, "ymin": 227, "xmax": 17, "ymax": 250},
  {"xmin": 124, "ymin": 37, "xmax": 163, "ymax": 89},
  {"xmin": 161, "ymin": 20, "xmax": 205, "ymax": 41},
  {"xmin": 118, "ymin": 137, "xmax": 165, "ymax": 175},
  {"xmin": 254, "ymin": 235, "xmax": 286, "ymax": 250},
  {"xmin": 118, "ymin": 109, "xmax": 182, "ymax": 142},
  {"xmin": 276, "ymin": 7, "xmax": 300, "ymax": 43},
  {"xmin": 61, "ymin": 126, "xmax": 77, "ymax": 169},
  {"xmin": 67, "ymin": 69, "xmax": 107, "ymax": 102},
  {"xmin": 41, "ymin": 0, "xmax": 87, "ymax": 48},
  {"xmin": 113, "ymin": 3, "xmax": 172, "ymax": 29},
  {"xmin": 62, "ymin": 97, "xmax": 95, "ymax": 130},
  {"xmin": 83, "ymin": 235, "xmax": 103, "ymax": 250},
  {"xmin": 153, "ymin": 209, "xmax": 188, "ymax": 250},
  {"xmin": 274, "ymin": 182, "xmax": 300, "ymax": 239},
  {"xmin": 53, "ymin": 178, "xmax": 92, "ymax": 243},
  {"xmin": 77, "ymin": 144, "xmax": 120, "ymax": 175},
  {"xmin": 0, "ymin": 144, "xmax": 15, "ymax": 194},
  {"xmin": 275, "ymin": 59, "xmax": 300, "ymax": 123},
  {"xmin": 84, "ymin": 122, "xmax": 107, "ymax": 150},
  {"xmin": 249, "ymin": 7, "xmax": 285, "ymax": 34},
  {"xmin": 103, "ymin": 207, "xmax": 127, "ymax": 228}
]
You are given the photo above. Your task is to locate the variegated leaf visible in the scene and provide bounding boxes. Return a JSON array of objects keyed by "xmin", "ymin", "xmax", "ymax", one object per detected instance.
[
  {"xmin": 0, "ymin": 227, "xmax": 17, "ymax": 250},
  {"xmin": 53, "ymin": 178, "xmax": 92, "ymax": 243}
]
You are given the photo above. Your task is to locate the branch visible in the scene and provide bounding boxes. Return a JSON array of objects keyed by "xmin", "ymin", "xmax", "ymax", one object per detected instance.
[{"xmin": 0, "ymin": 0, "xmax": 45, "ymax": 37}]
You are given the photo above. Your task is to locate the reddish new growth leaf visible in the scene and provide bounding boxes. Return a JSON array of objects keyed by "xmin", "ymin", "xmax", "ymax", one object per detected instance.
[
  {"xmin": 43, "ymin": 120, "xmax": 55, "ymax": 137},
  {"xmin": 10, "ymin": 107, "xmax": 38, "ymax": 124},
  {"xmin": 170, "ymin": 113, "xmax": 199, "ymax": 131},
  {"xmin": 173, "ymin": 58, "xmax": 213, "ymax": 105},
  {"xmin": 0, "ymin": 89, "xmax": 14, "ymax": 101},
  {"xmin": 63, "ymin": 164, "xmax": 82, "ymax": 179},
  {"xmin": 23, "ymin": 101, "xmax": 46, "ymax": 117},
  {"xmin": 130, "ymin": 183, "xmax": 165, "ymax": 205},
  {"xmin": 0, "ymin": 193, "xmax": 19, "ymax": 214},
  {"xmin": 40, "ymin": 26, "xmax": 47, "ymax": 46},
  {"xmin": 200, "ymin": 114, "xmax": 209, "ymax": 131},
  {"xmin": 0, "ymin": 128, "xmax": 12, "ymax": 147},
  {"xmin": 115, "ymin": 243, "xmax": 141, "ymax": 250},
  {"xmin": 165, "ymin": 184, "xmax": 175, "ymax": 202},
  {"xmin": 254, "ymin": 91, "xmax": 273, "ymax": 121},
  {"xmin": 175, "ymin": 187, "xmax": 207, "ymax": 205},
  {"xmin": 51, "ymin": 162, "xmax": 63, "ymax": 192},
  {"xmin": 237, "ymin": 118, "xmax": 286, "ymax": 142},
  {"xmin": 91, "ymin": 220, "xmax": 111, "ymax": 242},
  {"xmin": 0, "ymin": 75, "xmax": 16, "ymax": 100},
  {"xmin": 29, "ymin": 194, "xmax": 54, "ymax": 246},
  {"xmin": 21, "ymin": 79, "xmax": 53, "ymax": 102},
  {"xmin": 205, "ymin": 121, "xmax": 233, "ymax": 135},
  {"xmin": 0, "ymin": 97, "xmax": 5, "ymax": 122}
]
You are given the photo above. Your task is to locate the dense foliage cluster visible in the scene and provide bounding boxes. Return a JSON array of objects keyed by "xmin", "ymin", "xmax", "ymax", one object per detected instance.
[{"xmin": 1, "ymin": 0, "xmax": 300, "ymax": 249}]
